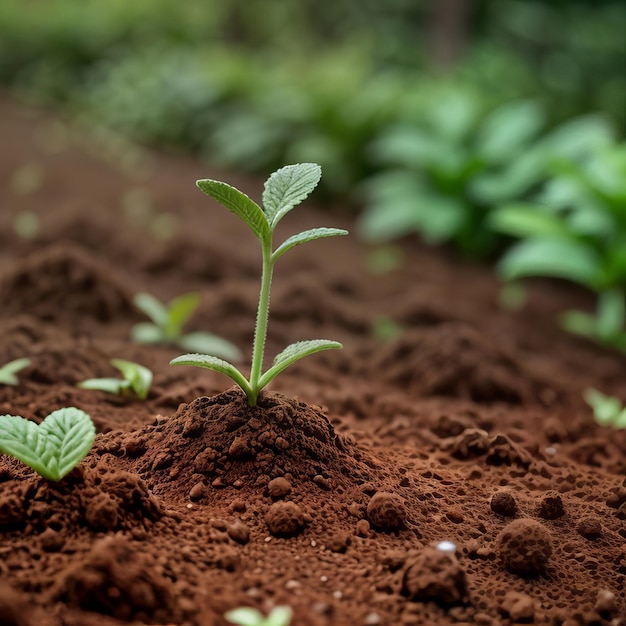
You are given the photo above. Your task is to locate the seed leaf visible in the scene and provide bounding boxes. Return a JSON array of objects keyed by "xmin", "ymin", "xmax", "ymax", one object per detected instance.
[
  {"xmin": 170, "ymin": 354, "xmax": 252, "ymax": 396},
  {"xmin": 197, "ymin": 179, "xmax": 270, "ymax": 241},
  {"xmin": 131, "ymin": 322, "xmax": 163, "ymax": 345},
  {"xmin": 166, "ymin": 292, "xmax": 201, "ymax": 337},
  {"xmin": 262, "ymin": 163, "xmax": 322, "ymax": 228},
  {"xmin": 134, "ymin": 292, "xmax": 169, "ymax": 328},
  {"xmin": 489, "ymin": 203, "xmax": 574, "ymax": 240},
  {"xmin": 0, "ymin": 358, "xmax": 31, "ymax": 386},
  {"xmin": 259, "ymin": 340, "xmax": 342, "ymax": 388},
  {"xmin": 0, "ymin": 408, "xmax": 95, "ymax": 481},
  {"xmin": 79, "ymin": 377, "xmax": 128, "ymax": 395},
  {"xmin": 111, "ymin": 359, "xmax": 153, "ymax": 400},
  {"xmin": 177, "ymin": 332, "xmax": 243, "ymax": 361},
  {"xmin": 272, "ymin": 227, "xmax": 348, "ymax": 261}
]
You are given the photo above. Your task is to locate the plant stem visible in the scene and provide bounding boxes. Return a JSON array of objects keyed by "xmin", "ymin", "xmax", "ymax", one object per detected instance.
[{"xmin": 248, "ymin": 238, "xmax": 274, "ymax": 405}]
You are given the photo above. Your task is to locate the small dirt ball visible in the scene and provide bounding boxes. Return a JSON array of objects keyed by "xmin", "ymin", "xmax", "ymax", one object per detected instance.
[
  {"xmin": 490, "ymin": 491, "xmax": 518, "ymax": 517},
  {"xmin": 536, "ymin": 491, "xmax": 565, "ymax": 520},
  {"xmin": 577, "ymin": 517, "xmax": 602, "ymax": 540},
  {"xmin": 265, "ymin": 501, "xmax": 307, "ymax": 537},
  {"xmin": 496, "ymin": 519, "xmax": 552, "ymax": 576},
  {"xmin": 402, "ymin": 546, "xmax": 467, "ymax": 605},
  {"xmin": 366, "ymin": 492, "xmax": 406, "ymax": 532}
]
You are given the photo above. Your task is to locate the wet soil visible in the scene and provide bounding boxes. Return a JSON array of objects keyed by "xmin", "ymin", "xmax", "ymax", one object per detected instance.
[{"xmin": 0, "ymin": 96, "xmax": 624, "ymax": 626}]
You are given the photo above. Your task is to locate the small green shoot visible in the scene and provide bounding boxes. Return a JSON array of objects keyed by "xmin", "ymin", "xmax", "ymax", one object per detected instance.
[
  {"xmin": 584, "ymin": 388, "xmax": 626, "ymax": 429},
  {"xmin": 0, "ymin": 358, "xmax": 31, "ymax": 386},
  {"xmin": 225, "ymin": 606, "xmax": 293, "ymax": 626},
  {"xmin": 132, "ymin": 291, "xmax": 242, "ymax": 361},
  {"xmin": 79, "ymin": 359, "xmax": 153, "ymax": 400},
  {"xmin": 0, "ymin": 407, "xmax": 95, "ymax": 481},
  {"xmin": 171, "ymin": 163, "xmax": 348, "ymax": 406}
]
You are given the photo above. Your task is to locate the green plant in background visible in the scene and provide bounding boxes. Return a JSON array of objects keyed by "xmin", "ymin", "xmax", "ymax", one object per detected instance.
[
  {"xmin": 490, "ymin": 142, "xmax": 626, "ymax": 350},
  {"xmin": 584, "ymin": 388, "xmax": 626, "ymax": 429},
  {"xmin": 171, "ymin": 163, "xmax": 347, "ymax": 406},
  {"xmin": 359, "ymin": 95, "xmax": 613, "ymax": 257},
  {"xmin": 0, "ymin": 408, "xmax": 95, "ymax": 481},
  {"xmin": 225, "ymin": 606, "xmax": 292, "ymax": 626},
  {"xmin": 132, "ymin": 291, "xmax": 242, "ymax": 361},
  {"xmin": 79, "ymin": 359, "xmax": 153, "ymax": 400},
  {"xmin": 0, "ymin": 358, "xmax": 31, "ymax": 386}
]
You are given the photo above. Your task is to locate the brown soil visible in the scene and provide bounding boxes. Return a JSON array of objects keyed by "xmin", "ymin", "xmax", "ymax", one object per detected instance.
[{"xmin": 0, "ymin": 96, "xmax": 625, "ymax": 626}]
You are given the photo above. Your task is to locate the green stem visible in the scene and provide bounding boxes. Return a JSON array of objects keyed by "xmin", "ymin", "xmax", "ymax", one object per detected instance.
[{"xmin": 248, "ymin": 239, "xmax": 274, "ymax": 405}]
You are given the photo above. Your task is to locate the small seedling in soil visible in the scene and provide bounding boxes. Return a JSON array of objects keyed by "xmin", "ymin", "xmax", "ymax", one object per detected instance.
[
  {"xmin": 171, "ymin": 163, "xmax": 348, "ymax": 406},
  {"xmin": 585, "ymin": 388, "xmax": 626, "ymax": 429},
  {"xmin": 0, "ymin": 407, "xmax": 95, "ymax": 481},
  {"xmin": 79, "ymin": 358, "xmax": 153, "ymax": 400},
  {"xmin": 132, "ymin": 291, "xmax": 242, "ymax": 360},
  {"xmin": 225, "ymin": 605, "xmax": 292, "ymax": 626},
  {"xmin": 0, "ymin": 358, "xmax": 31, "ymax": 386}
]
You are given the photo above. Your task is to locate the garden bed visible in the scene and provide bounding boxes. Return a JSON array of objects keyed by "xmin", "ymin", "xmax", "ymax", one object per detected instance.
[{"xmin": 0, "ymin": 96, "xmax": 624, "ymax": 626}]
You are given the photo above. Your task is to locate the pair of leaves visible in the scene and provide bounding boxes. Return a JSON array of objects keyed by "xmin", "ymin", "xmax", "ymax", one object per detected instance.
[
  {"xmin": 585, "ymin": 388, "xmax": 626, "ymax": 429},
  {"xmin": 132, "ymin": 292, "xmax": 242, "ymax": 361},
  {"xmin": 79, "ymin": 359, "xmax": 153, "ymax": 400},
  {"xmin": 0, "ymin": 408, "xmax": 95, "ymax": 481},
  {"xmin": 225, "ymin": 606, "xmax": 292, "ymax": 626}
]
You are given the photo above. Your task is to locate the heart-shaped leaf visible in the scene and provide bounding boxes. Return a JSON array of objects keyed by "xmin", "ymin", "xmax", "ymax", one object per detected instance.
[{"xmin": 0, "ymin": 408, "xmax": 95, "ymax": 481}]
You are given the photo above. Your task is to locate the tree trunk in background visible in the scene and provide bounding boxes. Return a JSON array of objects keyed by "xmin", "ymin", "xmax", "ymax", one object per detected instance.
[{"xmin": 430, "ymin": 0, "xmax": 473, "ymax": 69}]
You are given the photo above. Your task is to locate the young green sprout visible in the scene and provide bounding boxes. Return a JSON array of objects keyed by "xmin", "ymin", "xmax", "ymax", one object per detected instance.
[
  {"xmin": 79, "ymin": 359, "xmax": 153, "ymax": 400},
  {"xmin": 132, "ymin": 291, "xmax": 242, "ymax": 361},
  {"xmin": 171, "ymin": 163, "xmax": 348, "ymax": 406},
  {"xmin": 584, "ymin": 388, "xmax": 626, "ymax": 429},
  {"xmin": 0, "ymin": 408, "xmax": 95, "ymax": 481},
  {"xmin": 0, "ymin": 358, "xmax": 31, "ymax": 386},
  {"xmin": 225, "ymin": 606, "xmax": 292, "ymax": 626}
]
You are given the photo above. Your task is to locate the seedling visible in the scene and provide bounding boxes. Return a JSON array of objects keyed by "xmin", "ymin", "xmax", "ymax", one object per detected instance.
[
  {"xmin": 171, "ymin": 163, "xmax": 348, "ymax": 406},
  {"xmin": 79, "ymin": 359, "xmax": 153, "ymax": 400},
  {"xmin": 0, "ymin": 408, "xmax": 95, "ymax": 481},
  {"xmin": 0, "ymin": 358, "xmax": 31, "ymax": 386},
  {"xmin": 132, "ymin": 291, "xmax": 242, "ymax": 361},
  {"xmin": 584, "ymin": 388, "xmax": 626, "ymax": 429},
  {"xmin": 225, "ymin": 606, "xmax": 292, "ymax": 626}
]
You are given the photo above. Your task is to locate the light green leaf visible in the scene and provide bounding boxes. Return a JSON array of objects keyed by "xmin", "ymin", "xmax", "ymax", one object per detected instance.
[
  {"xmin": 262, "ymin": 163, "xmax": 322, "ymax": 228},
  {"xmin": 259, "ymin": 340, "xmax": 342, "ymax": 388},
  {"xmin": 131, "ymin": 322, "xmax": 164, "ymax": 345},
  {"xmin": 498, "ymin": 238, "xmax": 602, "ymax": 288},
  {"xmin": 165, "ymin": 292, "xmax": 201, "ymax": 338},
  {"xmin": 178, "ymin": 332, "xmax": 243, "ymax": 361},
  {"xmin": 489, "ymin": 204, "xmax": 574, "ymax": 240},
  {"xmin": 560, "ymin": 310, "xmax": 599, "ymax": 339},
  {"xmin": 266, "ymin": 606, "xmax": 293, "ymax": 626},
  {"xmin": 0, "ymin": 358, "xmax": 31, "ymax": 386},
  {"xmin": 111, "ymin": 359, "xmax": 153, "ymax": 400},
  {"xmin": 224, "ymin": 607, "xmax": 265, "ymax": 626},
  {"xmin": 272, "ymin": 227, "xmax": 348, "ymax": 261},
  {"xmin": 0, "ymin": 408, "xmax": 95, "ymax": 481},
  {"xmin": 197, "ymin": 179, "xmax": 270, "ymax": 242},
  {"xmin": 596, "ymin": 290, "xmax": 625, "ymax": 339},
  {"xmin": 585, "ymin": 388, "xmax": 626, "ymax": 429},
  {"xmin": 134, "ymin": 293, "xmax": 169, "ymax": 328},
  {"xmin": 79, "ymin": 378, "xmax": 128, "ymax": 396},
  {"xmin": 170, "ymin": 354, "xmax": 252, "ymax": 396}
]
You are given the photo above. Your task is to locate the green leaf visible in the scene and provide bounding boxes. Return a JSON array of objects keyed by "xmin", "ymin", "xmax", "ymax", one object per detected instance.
[
  {"xmin": 0, "ymin": 408, "xmax": 95, "ymax": 481},
  {"xmin": 266, "ymin": 607, "xmax": 293, "ymax": 626},
  {"xmin": 272, "ymin": 227, "xmax": 348, "ymax": 261},
  {"xmin": 165, "ymin": 292, "xmax": 201, "ymax": 338},
  {"xmin": 585, "ymin": 388, "xmax": 626, "ymax": 429},
  {"xmin": 224, "ymin": 607, "xmax": 265, "ymax": 626},
  {"xmin": 79, "ymin": 378, "xmax": 128, "ymax": 396},
  {"xmin": 498, "ymin": 238, "xmax": 602, "ymax": 288},
  {"xmin": 131, "ymin": 322, "xmax": 164, "ymax": 345},
  {"xmin": 0, "ymin": 358, "xmax": 31, "ymax": 386},
  {"xmin": 262, "ymin": 163, "xmax": 322, "ymax": 228},
  {"xmin": 560, "ymin": 310, "xmax": 599, "ymax": 339},
  {"xmin": 134, "ymin": 293, "xmax": 169, "ymax": 328},
  {"xmin": 170, "ymin": 354, "xmax": 252, "ymax": 397},
  {"xmin": 177, "ymin": 332, "xmax": 243, "ymax": 361},
  {"xmin": 197, "ymin": 179, "xmax": 270, "ymax": 242},
  {"xmin": 596, "ymin": 290, "xmax": 625, "ymax": 339},
  {"xmin": 488, "ymin": 204, "xmax": 574, "ymax": 240},
  {"xmin": 259, "ymin": 340, "xmax": 342, "ymax": 388},
  {"xmin": 111, "ymin": 359, "xmax": 153, "ymax": 400}
]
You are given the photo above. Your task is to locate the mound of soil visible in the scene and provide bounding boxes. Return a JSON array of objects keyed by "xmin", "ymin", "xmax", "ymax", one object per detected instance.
[{"xmin": 0, "ymin": 96, "xmax": 625, "ymax": 626}]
